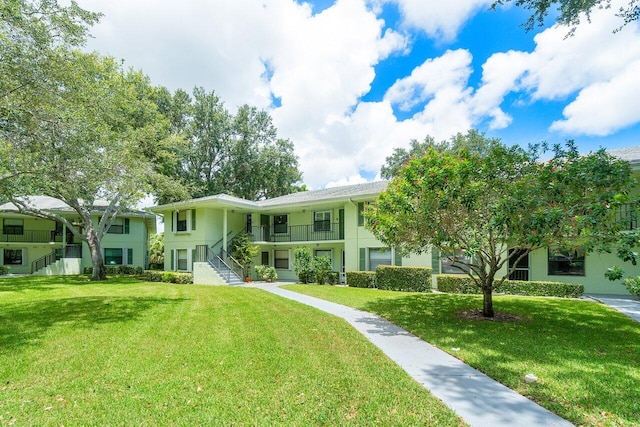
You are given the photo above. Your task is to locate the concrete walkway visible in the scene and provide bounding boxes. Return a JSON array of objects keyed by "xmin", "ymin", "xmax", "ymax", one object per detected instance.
[
  {"xmin": 586, "ymin": 294, "xmax": 640, "ymax": 323},
  {"xmin": 251, "ymin": 284, "xmax": 572, "ymax": 427}
]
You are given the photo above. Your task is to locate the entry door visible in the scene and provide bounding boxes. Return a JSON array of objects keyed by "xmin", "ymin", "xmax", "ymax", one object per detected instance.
[{"xmin": 260, "ymin": 215, "xmax": 270, "ymax": 241}]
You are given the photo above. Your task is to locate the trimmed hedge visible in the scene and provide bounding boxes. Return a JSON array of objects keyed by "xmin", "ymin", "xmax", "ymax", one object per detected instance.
[
  {"xmin": 436, "ymin": 274, "xmax": 584, "ymax": 298},
  {"xmin": 84, "ymin": 266, "xmax": 144, "ymax": 275},
  {"xmin": 142, "ymin": 270, "xmax": 193, "ymax": 284},
  {"xmin": 376, "ymin": 265, "xmax": 432, "ymax": 293},
  {"xmin": 0, "ymin": 265, "xmax": 9, "ymax": 275},
  {"xmin": 346, "ymin": 271, "xmax": 376, "ymax": 288}
]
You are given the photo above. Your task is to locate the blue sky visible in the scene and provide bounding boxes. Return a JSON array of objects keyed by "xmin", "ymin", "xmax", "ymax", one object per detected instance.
[{"xmin": 77, "ymin": 0, "xmax": 640, "ymax": 189}]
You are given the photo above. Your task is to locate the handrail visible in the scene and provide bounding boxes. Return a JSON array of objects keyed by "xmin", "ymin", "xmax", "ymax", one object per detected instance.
[
  {"xmin": 248, "ymin": 223, "xmax": 342, "ymax": 243},
  {"xmin": 0, "ymin": 229, "xmax": 62, "ymax": 243},
  {"xmin": 210, "ymin": 231, "xmax": 234, "ymax": 255},
  {"xmin": 221, "ymin": 249, "xmax": 245, "ymax": 280},
  {"xmin": 31, "ymin": 250, "xmax": 57, "ymax": 273}
]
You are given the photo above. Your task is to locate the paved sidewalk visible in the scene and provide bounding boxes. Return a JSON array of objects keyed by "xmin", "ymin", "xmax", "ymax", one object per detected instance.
[
  {"xmin": 252, "ymin": 284, "xmax": 572, "ymax": 427},
  {"xmin": 586, "ymin": 294, "xmax": 640, "ymax": 323}
]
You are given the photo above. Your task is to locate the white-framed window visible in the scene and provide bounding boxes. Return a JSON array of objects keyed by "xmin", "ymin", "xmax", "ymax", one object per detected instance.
[
  {"xmin": 441, "ymin": 251, "xmax": 472, "ymax": 274},
  {"xmin": 274, "ymin": 249, "xmax": 290, "ymax": 269},
  {"xmin": 314, "ymin": 249, "xmax": 332, "ymax": 262},
  {"xmin": 274, "ymin": 215, "xmax": 288, "ymax": 234},
  {"xmin": 176, "ymin": 249, "xmax": 189, "ymax": 271},
  {"xmin": 2, "ymin": 248, "xmax": 25, "ymax": 265},
  {"xmin": 172, "ymin": 210, "xmax": 195, "ymax": 234},
  {"xmin": 313, "ymin": 211, "xmax": 331, "ymax": 232},
  {"xmin": 107, "ymin": 218, "xmax": 130, "ymax": 234},
  {"xmin": 104, "ymin": 248, "xmax": 133, "ymax": 265},
  {"xmin": 369, "ymin": 247, "xmax": 391, "ymax": 271}
]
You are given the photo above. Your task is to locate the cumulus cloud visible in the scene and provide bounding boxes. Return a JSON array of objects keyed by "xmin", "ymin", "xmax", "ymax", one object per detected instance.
[{"xmin": 383, "ymin": 0, "xmax": 493, "ymax": 42}]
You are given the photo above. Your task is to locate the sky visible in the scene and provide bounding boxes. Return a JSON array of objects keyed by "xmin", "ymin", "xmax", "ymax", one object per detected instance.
[{"xmin": 75, "ymin": 0, "xmax": 640, "ymax": 190}]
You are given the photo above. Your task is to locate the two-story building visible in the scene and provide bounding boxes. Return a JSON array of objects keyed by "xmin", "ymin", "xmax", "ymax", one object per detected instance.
[
  {"xmin": 151, "ymin": 146, "xmax": 640, "ymax": 296},
  {"xmin": 0, "ymin": 196, "xmax": 156, "ymax": 275}
]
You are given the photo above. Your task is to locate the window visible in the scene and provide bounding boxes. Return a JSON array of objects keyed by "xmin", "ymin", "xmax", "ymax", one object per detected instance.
[
  {"xmin": 107, "ymin": 218, "xmax": 129, "ymax": 234},
  {"xmin": 3, "ymin": 248, "xmax": 23, "ymax": 265},
  {"xmin": 274, "ymin": 249, "xmax": 289, "ymax": 269},
  {"xmin": 274, "ymin": 215, "xmax": 288, "ymax": 234},
  {"xmin": 315, "ymin": 249, "xmax": 332, "ymax": 262},
  {"xmin": 245, "ymin": 214, "xmax": 253, "ymax": 234},
  {"xmin": 369, "ymin": 248, "xmax": 391, "ymax": 271},
  {"xmin": 177, "ymin": 249, "xmax": 188, "ymax": 271},
  {"xmin": 548, "ymin": 248, "xmax": 585, "ymax": 276},
  {"xmin": 261, "ymin": 251, "xmax": 269, "ymax": 266},
  {"xmin": 176, "ymin": 211, "xmax": 188, "ymax": 232},
  {"xmin": 104, "ymin": 248, "xmax": 133, "ymax": 265},
  {"xmin": 441, "ymin": 251, "xmax": 472, "ymax": 274},
  {"xmin": 105, "ymin": 248, "xmax": 124, "ymax": 265},
  {"xmin": 3, "ymin": 219, "xmax": 23, "ymax": 235},
  {"xmin": 314, "ymin": 211, "xmax": 331, "ymax": 232}
]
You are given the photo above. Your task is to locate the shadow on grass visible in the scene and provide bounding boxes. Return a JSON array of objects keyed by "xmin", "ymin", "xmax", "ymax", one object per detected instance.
[
  {"xmin": 0, "ymin": 295, "xmax": 185, "ymax": 352},
  {"xmin": 361, "ymin": 293, "xmax": 640, "ymax": 425}
]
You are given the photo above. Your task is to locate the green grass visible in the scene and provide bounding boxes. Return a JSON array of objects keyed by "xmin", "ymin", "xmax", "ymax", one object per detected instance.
[
  {"xmin": 0, "ymin": 276, "xmax": 463, "ymax": 426},
  {"xmin": 283, "ymin": 285, "xmax": 640, "ymax": 427}
]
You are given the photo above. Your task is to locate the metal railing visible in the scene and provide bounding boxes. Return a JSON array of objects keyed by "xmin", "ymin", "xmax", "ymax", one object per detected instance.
[
  {"xmin": 617, "ymin": 202, "xmax": 639, "ymax": 230},
  {"xmin": 195, "ymin": 244, "xmax": 244, "ymax": 283},
  {"xmin": 248, "ymin": 223, "xmax": 343, "ymax": 243},
  {"xmin": 31, "ymin": 250, "xmax": 58, "ymax": 273},
  {"xmin": 508, "ymin": 268, "xmax": 529, "ymax": 281},
  {"xmin": 0, "ymin": 229, "xmax": 62, "ymax": 243}
]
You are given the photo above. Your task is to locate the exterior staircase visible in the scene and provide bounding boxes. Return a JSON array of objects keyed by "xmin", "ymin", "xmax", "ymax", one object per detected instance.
[{"xmin": 209, "ymin": 261, "xmax": 244, "ymax": 285}]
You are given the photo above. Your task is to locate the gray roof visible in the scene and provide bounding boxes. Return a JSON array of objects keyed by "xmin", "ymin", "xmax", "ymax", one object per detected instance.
[
  {"xmin": 608, "ymin": 145, "xmax": 640, "ymax": 163},
  {"xmin": 258, "ymin": 181, "xmax": 388, "ymax": 207},
  {"xmin": 0, "ymin": 196, "xmax": 152, "ymax": 217}
]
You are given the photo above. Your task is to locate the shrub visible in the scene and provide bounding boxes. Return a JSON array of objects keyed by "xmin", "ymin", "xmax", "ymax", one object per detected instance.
[
  {"xmin": 376, "ymin": 265, "xmax": 432, "ymax": 292},
  {"xmin": 327, "ymin": 271, "xmax": 340, "ymax": 285},
  {"xmin": 312, "ymin": 255, "xmax": 332, "ymax": 284},
  {"xmin": 142, "ymin": 270, "xmax": 193, "ymax": 284},
  {"xmin": 346, "ymin": 271, "xmax": 376, "ymax": 288},
  {"xmin": 84, "ymin": 266, "xmax": 144, "ymax": 275},
  {"xmin": 293, "ymin": 247, "xmax": 314, "ymax": 283},
  {"xmin": 0, "ymin": 265, "xmax": 9, "ymax": 275},
  {"xmin": 436, "ymin": 275, "xmax": 481, "ymax": 294},
  {"xmin": 497, "ymin": 280, "xmax": 584, "ymax": 298},
  {"xmin": 436, "ymin": 275, "xmax": 584, "ymax": 298},
  {"xmin": 623, "ymin": 277, "xmax": 640, "ymax": 297},
  {"xmin": 254, "ymin": 265, "xmax": 278, "ymax": 283}
]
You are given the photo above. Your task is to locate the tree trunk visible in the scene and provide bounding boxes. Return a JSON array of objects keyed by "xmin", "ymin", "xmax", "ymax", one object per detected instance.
[
  {"xmin": 482, "ymin": 285, "xmax": 494, "ymax": 318},
  {"xmin": 85, "ymin": 225, "xmax": 106, "ymax": 281}
]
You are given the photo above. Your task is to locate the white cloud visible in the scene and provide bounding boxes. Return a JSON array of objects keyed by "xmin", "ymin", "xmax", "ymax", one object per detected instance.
[
  {"xmin": 384, "ymin": 0, "xmax": 493, "ymax": 42},
  {"xmin": 550, "ymin": 60, "xmax": 640, "ymax": 135}
]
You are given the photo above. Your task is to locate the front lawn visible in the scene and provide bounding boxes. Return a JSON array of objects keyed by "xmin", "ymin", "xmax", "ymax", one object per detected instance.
[
  {"xmin": 0, "ymin": 276, "xmax": 463, "ymax": 426},
  {"xmin": 283, "ymin": 285, "xmax": 640, "ymax": 427}
]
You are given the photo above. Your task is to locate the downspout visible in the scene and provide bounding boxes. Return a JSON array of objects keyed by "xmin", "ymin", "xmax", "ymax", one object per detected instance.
[
  {"xmin": 223, "ymin": 208, "xmax": 228, "ymax": 254},
  {"xmin": 348, "ymin": 198, "xmax": 358, "ymax": 272}
]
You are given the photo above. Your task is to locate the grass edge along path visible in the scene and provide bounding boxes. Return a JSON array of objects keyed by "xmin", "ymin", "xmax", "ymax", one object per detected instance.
[
  {"xmin": 0, "ymin": 275, "xmax": 464, "ymax": 426},
  {"xmin": 283, "ymin": 284, "xmax": 640, "ymax": 427}
]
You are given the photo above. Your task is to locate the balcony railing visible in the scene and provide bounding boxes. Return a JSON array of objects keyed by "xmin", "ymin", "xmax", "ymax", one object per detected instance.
[
  {"xmin": 0, "ymin": 230, "xmax": 62, "ymax": 243},
  {"xmin": 617, "ymin": 202, "xmax": 639, "ymax": 230},
  {"xmin": 248, "ymin": 223, "xmax": 343, "ymax": 243}
]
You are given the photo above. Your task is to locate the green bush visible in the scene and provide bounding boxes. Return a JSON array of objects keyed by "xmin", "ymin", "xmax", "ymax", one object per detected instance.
[
  {"xmin": 327, "ymin": 271, "xmax": 340, "ymax": 285},
  {"xmin": 142, "ymin": 270, "xmax": 193, "ymax": 284},
  {"xmin": 312, "ymin": 255, "xmax": 332, "ymax": 284},
  {"xmin": 623, "ymin": 277, "xmax": 640, "ymax": 297},
  {"xmin": 0, "ymin": 265, "xmax": 9, "ymax": 275},
  {"xmin": 436, "ymin": 275, "xmax": 481, "ymax": 294},
  {"xmin": 346, "ymin": 271, "xmax": 376, "ymax": 288},
  {"xmin": 293, "ymin": 247, "xmax": 314, "ymax": 284},
  {"xmin": 497, "ymin": 280, "xmax": 584, "ymax": 298},
  {"xmin": 436, "ymin": 274, "xmax": 584, "ymax": 298},
  {"xmin": 84, "ymin": 266, "xmax": 144, "ymax": 275},
  {"xmin": 376, "ymin": 265, "xmax": 432, "ymax": 292},
  {"xmin": 254, "ymin": 265, "xmax": 278, "ymax": 283}
]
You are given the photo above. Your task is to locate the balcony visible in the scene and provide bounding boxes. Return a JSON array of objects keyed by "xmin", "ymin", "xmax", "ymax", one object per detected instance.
[
  {"xmin": 249, "ymin": 223, "xmax": 344, "ymax": 243},
  {"xmin": 617, "ymin": 202, "xmax": 639, "ymax": 230},
  {"xmin": 0, "ymin": 230, "xmax": 62, "ymax": 244}
]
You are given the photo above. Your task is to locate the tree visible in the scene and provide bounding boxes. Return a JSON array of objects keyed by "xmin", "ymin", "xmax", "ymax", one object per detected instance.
[
  {"xmin": 229, "ymin": 233, "xmax": 259, "ymax": 279},
  {"xmin": 367, "ymin": 135, "xmax": 636, "ymax": 317},
  {"xmin": 149, "ymin": 232, "xmax": 164, "ymax": 270},
  {"xmin": 155, "ymin": 88, "xmax": 304, "ymax": 203},
  {"xmin": 293, "ymin": 247, "xmax": 314, "ymax": 283},
  {"xmin": 492, "ymin": 0, "xmax": 639, "ymax": 33},
  {"xmin": 312, "ymin": 256, "xmax": 332, "ymax": 285}
]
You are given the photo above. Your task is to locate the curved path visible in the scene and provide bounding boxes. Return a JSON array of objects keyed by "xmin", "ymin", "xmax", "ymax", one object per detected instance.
[{"xmin": 250, "ymin": 284, "xmax": 573, "ymax": 427}]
